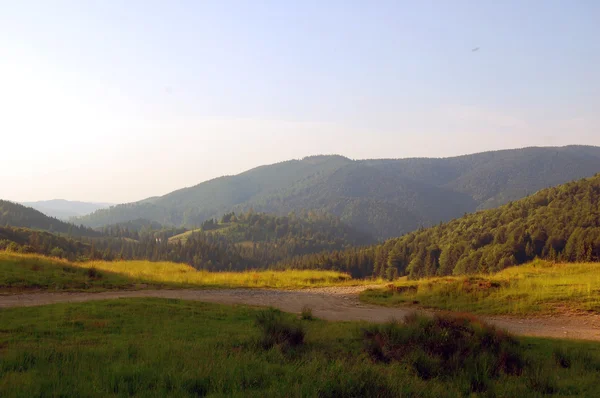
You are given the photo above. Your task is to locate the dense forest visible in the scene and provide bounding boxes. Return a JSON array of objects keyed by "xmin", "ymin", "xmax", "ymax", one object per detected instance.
[
  {"xmin": 0, "ymin": 211, "xmax": 373, "ymax": 272},
  {"xmin": 77, "ymin": 146, "xmax": 600, "ymax": 239},
  {"xmin": 4, "ymin": 172, "xmax": 600, "ymax": 278},
  {"xmin": 280, "ymin": 174, "xmax": 600, "ymax": 279},
  {"xmin": 0, "ymin": 200, "xmax": 100, "ymax": 237},
  {"xmin": 98, "ymin": 219, "xmax": 186, "ymax": 240}
]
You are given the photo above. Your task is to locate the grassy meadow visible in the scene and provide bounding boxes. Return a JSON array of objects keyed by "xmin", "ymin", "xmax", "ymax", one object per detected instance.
[
  {"xmin": 1, "ymin": 298, "xmax": 600, "ymax": 397},
  {"xmin": 168, "ymin": 223, "xmax": 233, "ymax": 243},
  {"xmin": 361, "ymin": 260, "xmax": 600, "ymax": 315},
  {"xmin": 0, "ymin": 252, "xmax": 372, "ymax": 293}
]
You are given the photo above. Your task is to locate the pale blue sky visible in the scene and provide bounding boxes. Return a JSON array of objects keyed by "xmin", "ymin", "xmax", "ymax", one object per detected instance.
[{"xmin": 1, "ymin": 0, "xmax": 599, "ymax": 202}]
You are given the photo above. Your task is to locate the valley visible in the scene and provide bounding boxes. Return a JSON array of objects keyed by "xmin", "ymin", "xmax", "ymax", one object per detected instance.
[
  {"xmin": 3, "ymin": 146, "xmax": 600, "ymax": 397},
  {"xmin": 5, "ymin": 3, "xmax": 600, "ymax": 394}
]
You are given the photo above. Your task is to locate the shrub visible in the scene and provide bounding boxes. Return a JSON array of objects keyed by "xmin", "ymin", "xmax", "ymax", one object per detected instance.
[
  {"xmin": 553, "ymin": 348, "xmax": 572, "ymax": 369},
  {"xmin": 86, "ymin": 267, "xmax": 101, "ymax": 279},
  {"xmin": 255, "ymin": 308, "xmax": 305, "ymax": 349},
  {"xmin": 362, "ymin": 312, "xmax": 524, "ymax": 390},
  {"xmin": 300, "ymin": 306, "xmax": 313, "ymax": 320}
]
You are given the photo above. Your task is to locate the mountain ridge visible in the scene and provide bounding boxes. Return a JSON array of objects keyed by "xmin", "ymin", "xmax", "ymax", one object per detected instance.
[{"xmin": 77, "ymin": 145, "xmax": 600, "ymax": 239}]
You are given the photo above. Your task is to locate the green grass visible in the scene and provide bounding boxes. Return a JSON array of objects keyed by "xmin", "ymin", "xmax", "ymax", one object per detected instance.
[
  {"xmin": 168, "ymin": 223, "xmax": 234, "ymax": 243},
  {"xmin": 0, "ymin": 252, "xmax": 373, "ymax": 293},
  {"xmin": 361, "ymin": 259, "xmax": 600, "ymax": 315},
  {"xmin": 0, "ymin": 252, "xmax": 141, "ymax": 293},
  {"xmin": 1, "ymin": 299, "xmax": 600, "ymax": 397}
]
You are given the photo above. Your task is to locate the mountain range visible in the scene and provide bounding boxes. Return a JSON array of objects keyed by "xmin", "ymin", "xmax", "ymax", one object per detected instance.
[{"xmin": 76, "ymin": 146, "xmax": 600, "ymax": 239}]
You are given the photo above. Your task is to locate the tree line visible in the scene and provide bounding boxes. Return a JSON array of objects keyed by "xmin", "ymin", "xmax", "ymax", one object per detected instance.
[{"xmin": 4, "ymin": 175, "xmax": 600, "ymax": 279}]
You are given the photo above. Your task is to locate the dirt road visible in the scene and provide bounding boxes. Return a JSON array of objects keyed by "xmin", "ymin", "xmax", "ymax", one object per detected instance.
[{"xmin": 2, "ymin": 286, "xmax": 600, "ymax": 341}]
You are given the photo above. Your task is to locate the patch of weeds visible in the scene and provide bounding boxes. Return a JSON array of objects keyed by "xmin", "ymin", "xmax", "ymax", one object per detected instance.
[
  {"xmin": 255, "ymin": 308, "xmax": 305, "ymax": 350},
  {"xmin": 184, "ymin": 377, "xmax": 210, "ymax": 396},
  {"xmin": 527, "ymin": 365, "xmax": 558, "ymax": 394},
  {"xmin": 86, "ymin": 267, "xmax": 101, "ymax": 279},
  {"xmin": 362, "ymin": 312, "xmax": 525, "ymax": 393},
  {"xmin": 300, "ymin": 305, "xmax": 313, "ymax": 320},
  {"xmin": 553, "ymin": 347, "xmax": 572, "ymax": 369}
]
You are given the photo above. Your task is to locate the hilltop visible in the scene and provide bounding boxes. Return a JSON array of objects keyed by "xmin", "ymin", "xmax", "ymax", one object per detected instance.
[{"xmin": 77, "ymin": 146, "xmax": 600, "ymax": 239}]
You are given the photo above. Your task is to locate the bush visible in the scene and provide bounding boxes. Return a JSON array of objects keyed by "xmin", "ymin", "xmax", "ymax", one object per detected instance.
[
  {"xmin": 362, "ymin": 312, "xmax": 524, "ymax": 391},
  {"xmin": 300, "ymin": 306, "xmax": 313, "ymax": 320},
  {"xmin": 255, "ymin": 308, "xmax": 305, "ymax": 349},
  {"xmin": 553, "ymin": 348, "xmax": 572, "ymax": 369},
  {"xmin": 86, "ymin": 267, "xmax": 101, "ymax": 279}
]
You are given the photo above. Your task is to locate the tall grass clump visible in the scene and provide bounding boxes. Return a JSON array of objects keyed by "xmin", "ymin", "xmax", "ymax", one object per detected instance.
[
  {"xmin": 254, "ymin": 308, "xmax": 305, "ymax": 350},
  {"xmin": 362, "ymin": 312, "xmax": 524, "ymax": 393},
  {"xmin": 300, "ymin": 305, "xmax": 314, "ymax": 320}
]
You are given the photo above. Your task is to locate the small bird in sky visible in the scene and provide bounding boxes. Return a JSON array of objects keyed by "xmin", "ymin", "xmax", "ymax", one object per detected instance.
[{"xmin": 471, "ymin": 47, "xmax": 480, "ymax": 52}]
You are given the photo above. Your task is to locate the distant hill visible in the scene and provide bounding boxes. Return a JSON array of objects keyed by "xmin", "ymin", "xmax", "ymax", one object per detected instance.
[
  {"xmin": 0, "ymin": 211, "xmax": 374, "ymax": 272},
  {"xmin": 283, "ymin": 173, "xmax": 600, "ymax": 278},
  {"xmin": 77, "ymin": 146, "xmax": 600, "ymax": 239},
  {"xmin": 0, "ymin": 226, "xmax": 91, "ymax": 260},
  {"xmin": 0, "ymin": 200, "xmax": 100, "ymax": 237},
  {"xmin": 21, "ymin": 199, "xmax": 112, "ymax": 220},
  {"xmin": 171, "ymin": 210, "xmax": 374, "ymax": 247}
]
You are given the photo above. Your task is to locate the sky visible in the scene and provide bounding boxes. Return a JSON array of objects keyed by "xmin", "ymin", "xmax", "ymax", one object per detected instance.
[{"xmin": 1, "ymin": 0, "xmax": 599, "ymax": 203}]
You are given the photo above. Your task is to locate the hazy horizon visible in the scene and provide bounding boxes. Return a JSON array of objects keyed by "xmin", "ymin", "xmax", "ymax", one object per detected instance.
[
  {"xmin": 2, "ymin": 1, "xmax": 599, "ymax": 203},
  {"xmin": 6, "ymin": 144, "xmax": 599, "ymax": 205}
]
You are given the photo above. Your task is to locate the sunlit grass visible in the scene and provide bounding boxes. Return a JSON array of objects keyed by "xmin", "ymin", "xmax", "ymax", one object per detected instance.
[
  {"xmin": 168, "ymin": 223, "xmax": 233, "ymax": 242},
  {"xmin": 0, "ymin": 251, "xmax": 375, "ymax": 292},
  {"xmin": 361, "ymin": 259, "xmax": 600, "ymax": 315},
  {"xmin": 81, "ymin": 258, "xmax": 361, "ymax": 288}
]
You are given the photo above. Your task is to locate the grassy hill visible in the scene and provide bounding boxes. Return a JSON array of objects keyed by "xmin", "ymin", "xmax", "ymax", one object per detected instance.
[
  {"xmin": 0, "ymin": 200, "xmax": 100, "ymax": 237},
  {"xmin": 0, "ymin": 252, "xmax": 364, "ymax": 292},
  {"xmin": 77, "ymin": 146, "xmax": 600, "ymax": 239},
  {"xmin": 281, "ymin": 173, "xmax": 600, "ymax": 279},
  {"xmin": 361, "ymin": 259, "xmax": 600, "ymax": 315}
]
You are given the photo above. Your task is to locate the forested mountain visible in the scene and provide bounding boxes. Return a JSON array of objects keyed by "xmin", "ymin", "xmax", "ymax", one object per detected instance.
[
  {"xmin": 281, "ymin": 174, "xmax": 600, "ymax": 279},
  {"xmin": 0, "ymin": 226, "xmax": 91, "ymax": 259},
  {"xmin": 78, "ymin": 146, "xmax": 600, "ymax": 239},
  {"xmin": 1, "ymin": 211, "xmax": 372, "ymax": 271},
  {"xmin": 97, "ymin": 219, "xmax": 186, "ymax": 240},
  {"xmin": 21, "ymin": 199, "xmax": 111, "ymax": 219},
  {"xmin": 172, "ymin": 210, "xmax": 373, "ymax": 248},
  {"xmin": 0, "ymin": 200, "xmax": 100, "ymax": 237}
]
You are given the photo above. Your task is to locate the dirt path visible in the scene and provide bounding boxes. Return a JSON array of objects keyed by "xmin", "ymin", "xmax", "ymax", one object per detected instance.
[{"xmin": 2, "ymin": 287, "xmax": 600, "ymax": 341}]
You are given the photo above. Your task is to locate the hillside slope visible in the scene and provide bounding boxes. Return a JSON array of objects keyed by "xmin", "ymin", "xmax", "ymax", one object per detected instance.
[
  {"xmin": 78, "ymin": 146, "xmax": 600, "ymax": 239},
  {"xmin": 0, "ymin": 200, "xmax": 100, "ymax": 237},
  {"xmin": 283, "ymin": 173, "xmax": 600, "ymax": 279}
]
